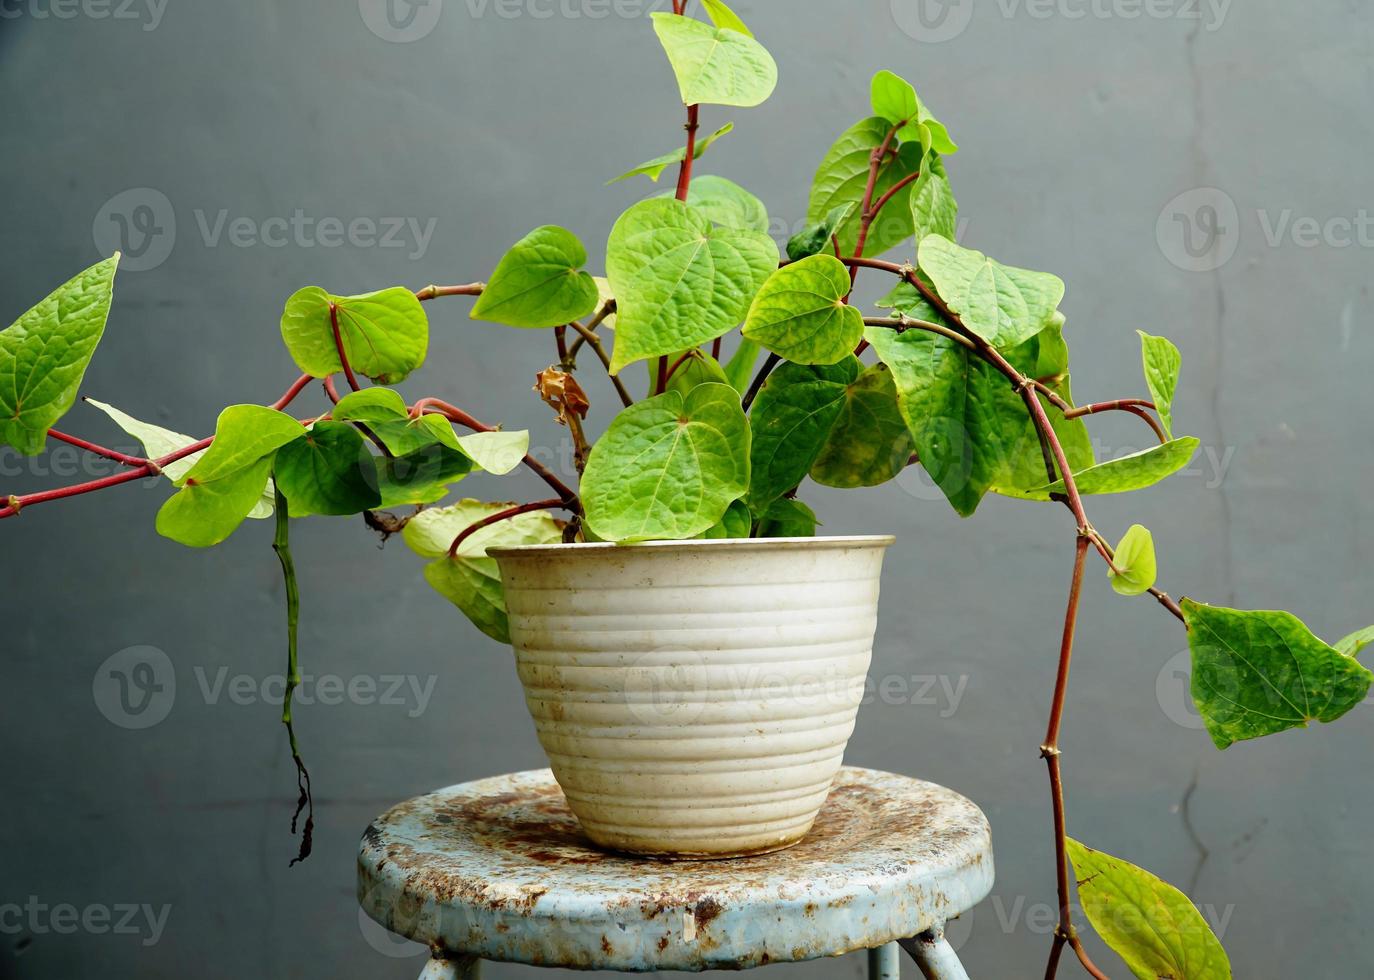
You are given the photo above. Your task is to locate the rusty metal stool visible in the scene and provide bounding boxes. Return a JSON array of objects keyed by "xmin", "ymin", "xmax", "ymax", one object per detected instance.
[{"xmin": 358, "ymin": 767, "xmax": 993, "ymax": 980}]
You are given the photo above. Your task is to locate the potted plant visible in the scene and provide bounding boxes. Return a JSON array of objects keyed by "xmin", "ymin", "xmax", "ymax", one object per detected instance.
[{"xmin": 5, "ymin": 1, "xmax": 1370, "ymax": 975}]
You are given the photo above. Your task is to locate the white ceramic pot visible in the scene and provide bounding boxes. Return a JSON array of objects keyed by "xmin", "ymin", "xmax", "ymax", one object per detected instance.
[{"xmin": 488, "ymin": 536, "xmax": 893, "ymax": 859}]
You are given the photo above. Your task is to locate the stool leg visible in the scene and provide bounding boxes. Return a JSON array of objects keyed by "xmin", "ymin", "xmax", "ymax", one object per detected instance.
[
  {"xmin": 868, "ymin": 941, "xmax": 901, "ymax": 979},
  {"xmin": 899, "ymin": 927, "xmax": 969, "ymax": 980},
  {"xmin": 418, "ymin": 953, "xmax": 480, "ymax": 980}
]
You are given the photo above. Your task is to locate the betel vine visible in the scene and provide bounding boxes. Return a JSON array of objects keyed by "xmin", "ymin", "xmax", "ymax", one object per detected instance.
[{"xmin": 3, "ymin": 3, "xmax": 1369, "ymax": 976}]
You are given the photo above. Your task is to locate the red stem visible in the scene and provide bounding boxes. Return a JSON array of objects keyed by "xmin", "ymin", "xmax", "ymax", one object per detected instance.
[
  {"xmin": 415, "ymin": 282, "xmax": 484, "ymax": 301},
  {"xmin": 663, "ymin": 351, "xmax": 695, "ymax": 385},
  {"xmin": 447, "ymin": 498, "xmax": 568, "ymax": 558},
  {"xmin": 868, "ymin": 169, "xmax": 921, "ymax": 228},
  {"xmin": 674, "ymin": 104, "xmax": 700, "ymax": 203},
  {"xmin": 329, "ymin": 302, "xmax": 361, "ymax": 392},
  {"xmin": 48, "ymin": 429, "xmax": 152, "ymax": 468}
]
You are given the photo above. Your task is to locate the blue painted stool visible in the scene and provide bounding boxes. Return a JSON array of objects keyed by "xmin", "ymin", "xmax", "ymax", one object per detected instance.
[{"xmin": 358, "ymin": 767, "xmax": 993, "ymax": 980}]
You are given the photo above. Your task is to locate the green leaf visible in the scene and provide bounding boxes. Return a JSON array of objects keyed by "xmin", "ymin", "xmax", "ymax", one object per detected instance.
[
  {"xmin": 918, "ymin": 236, "xmax": 1064, "ymax": 349},
  {"xmin": 178, "ymin": 405, "xmax": 305, "ymax": 485},
  {"xmin": 786, "ymin": 203, "xmax": 856, "ymax": 262},
  {"xmin": 154, "ymin": 405, "xmax": 304, "ymax": 546},
  {"xmin": 1109, "ymin": 524, "xmax": 1157, "ymax": 597},
  {"xmin": 757, "ymin": 497, "xmax": 818, "ymax": 538},
  {"xmin": 811, "ymin": 362, "xmax": 915, "ymax": 489},
  {"xmin": 746, "ymin": 358, "xmax": 857, "ymax": 514},
  {"xmin": 583, "ymin": 382, "xmax": 750, "ymax": 542},
  {"xmin": 591, "ymin": 276, "xmax": 618, "ymax": 329},
  {"xmin": 0, "ymin": 255, "xmax": 119, "ymax": 455},
  {"xmin": 280, "ymin": 286, "xmax": 428, "ymax": 384},
  {"xmin": 156, "ymin": 455, "xmax": 277, "ymax": 548},
  {"xmin": 85, "ymin": 398, "xmax": 276, "ymax": 519},
  {"xmin": 651, "ymin": 12, "xmax": 777, "ymax": 108},
  {"xmin": 273, "ymin": 422, "xmax": 381, "ymax": 517},
  {"xmin": 911, "ymin": 151, "xmax": 958, "ymax": 243},
  {"xmin": 678, "ymin": 175, "xmax": 769, "ymax": 232},
  {"xmin": 699, "ymin": 0, "xmax": 751, "ymax": 36},
  {"xmin": 743, "ymin": 255, "xmax": 865, "ymax": 365},
  {"xmin": 374, "ymin": 445, "xmax": 474, "ymax": 508},
  {"xmin": 723, "ymin": 338, "xmax": 762, "ymax": 393},
  {"xmin": 1138, "ymin": 330, "xmax": 1181, "ymax": 439},
  {"xmin": 1334, "ymin": 626, "xmax": 1374, "ymax": 659},
  {"xmin": 808, "ymin": 118, "xmax": 923, "ymax": 257},
  {"xmin": 866, "ymin": 322, "xmax": 1011, "ymax": 516},
  {"xmin": 611, "ymin": 122, "xmax": 734, "ymax": 184},
  {"xmin": 332, "ymin": 387, "xmax": 460, "ymax": 456},
  {"xmin": 606, "ymin": 198, "xmax": 777, "ymax": 373},
  {"xmin": 406, "ymin": 500, "xmax": 564, "ymax": 644},
  {"xmin": 869, "ymin": 70, "xmax": 958, "ymax": 155},
  {"xmin": 1035, "ymin": 438, "xmax": 1200, "ymax": 498},
  {"xmin": 455, "ymin": 431, "xmax": 528, "ymax": 475},
  {"xmin": 699, "ymin": 498, "xmax": 752, "ymax": 539},
  {"xmin": 1066, "ymin": 839, "xmax": 1232, "ymax": 980},
  {"xmin": 1182, "ymin": 600, "xmax": 1373, "ymax": 749},
  {"xmin": 470, "ymin": 226, "xmax": 599, "ymax": 328}
]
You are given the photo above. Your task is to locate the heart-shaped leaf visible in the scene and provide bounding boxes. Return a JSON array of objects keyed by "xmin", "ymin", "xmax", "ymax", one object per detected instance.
[
  {"xmin": 374, "ymin": 445, "xmax": 474, "ymax": 508},
  {"xmin": 808, "ymin": 118, "xmax": 924, "ymax": 258},
  {"xmin": 0, "ymin": 254, "xmax": 119, "ymax": 455},
  {"xmin": 810, "ymin": 362, "xmax": 915, "ymax": 489},
  {"xmin": 698, "ymin": 498, "xmax": 752, "ymax": 539},
  {"xmin": 699, "ymin": 0, "xmax": 750, "ymax": 36},
  {"xmin": 606, "ymin": 198, "xmax": 777, "ymax": 373},
  {"xmin": 919, "ymin": 235, "xmax": 1064, "ymax": 349},
  {"xmin": 582, "ymin": 382, "xmax": 750, "ymax": 542},
  {"xmin": 743, "ymin": 255, "xmax": 865, "ymax": 365},
  {"xmin": 1066, "ymin": 839, "xmax": 1232, "ymax": 980},
  {"xmin": 651, "ymin": 12, "xmax": 777, "ymax": 108},
  {"xmin": 154, "ymin": 405, "xmax": 305, "ymax": 547},
  {"xmin": 280, "ymin": 286, "xmax": 428, "ymax": 384},
  {"xmin": 1108, "ymin": 524, "xmax": 1157, "ymax": 596},
  {"xmin": 1138, "ymin": 330, "xmax": 1181, "ymax": 439},
  {"xmin": 332, "ymin": 387, "xmax": 460, "ymax": 455},
  {"xmin": 470, "ymin": 226, "xmax": 599, "ymax": 328},
  {"xmin": 611, "ymin": 123, "xmax": 734, "ymax": 184},
  {"xmin": 746, "ymin": 358, "xmax": 857, "ymax": 514},
  {"xmin": 1182, "ymin": 600, "xmax": 1373, "ymax": 749},
  {"xmin": 273, "ymin": 421, "xmax": 381, "ymax": 517}
]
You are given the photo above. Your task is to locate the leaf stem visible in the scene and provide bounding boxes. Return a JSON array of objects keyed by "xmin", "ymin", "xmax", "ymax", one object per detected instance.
[
  {"xmin": 1064, "ymin": 400, "xmax": 1166, "ymax": 443},
  {"xmin": 566, "ymin": 319, "xmax": 634, "ymax": 408},
  {"xmin": 414, "ymin": 282, "xmax": 485, "ymax": 301},
  {"xmin": 741, "ymin": 352, "xmax": 781, "ymax": 412},
  {"xmin": 446, "ymin": 497, "xmax": 571, "ymax": 558},
  {"xmin": 328, "ymin": 302, "xmax": 361, "ymax": 392},
  {"xmin": 566, "ymin": 301, "xmax": 616, "ymax": 361}
]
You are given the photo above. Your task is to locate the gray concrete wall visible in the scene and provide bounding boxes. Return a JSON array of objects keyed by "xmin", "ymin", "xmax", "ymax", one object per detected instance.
[{"xmin": 2, "ymin": 1, "xmax": 1371, "ymax": 976}]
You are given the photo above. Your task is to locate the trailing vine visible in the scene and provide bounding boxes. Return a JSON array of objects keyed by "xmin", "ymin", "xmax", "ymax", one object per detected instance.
[{"xmin": 4, "ymin": 5, "xmax": 1370, "ymax": 976}]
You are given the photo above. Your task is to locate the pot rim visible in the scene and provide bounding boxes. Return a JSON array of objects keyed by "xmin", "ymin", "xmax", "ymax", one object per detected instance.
[{"xmin": 488, "ymin": 534, "xmax": 896, "ymax": 558}]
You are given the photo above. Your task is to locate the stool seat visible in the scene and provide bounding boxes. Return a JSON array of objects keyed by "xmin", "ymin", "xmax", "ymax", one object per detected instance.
[{"xmin": 358, "ymin": 767, "xmax": 994, "ymax": 972}]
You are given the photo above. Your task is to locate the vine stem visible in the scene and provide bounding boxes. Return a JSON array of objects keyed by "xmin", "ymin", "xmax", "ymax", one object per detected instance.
[
  {"xmin": 741, "ymin": 353, "xmax": 781, "ymax": 412},
  {"xmin": 47, "ymin": 429, "xmax": 152, "ymax": 468},
  {"xmin": 848, "ymin": 124, "xmax": 901, "ymax": 291},
  {"xmin": 446, "ymin": 497, "xmax": 571, "ymax": 558},
  {"xmin": 0, "ymin": 373, "xmax": 313, "ymax": 521},
  {"xmin": 566, "ymin": 319, "xmax": 633, "ymax": 408},
  {"xmin": 415, "ymin": 282, "xmax": 484, "ymax": 301},
  {"xmin": 656, "ymin": 100, "xmax": 701, "ymax": 394},
  {"xmin": 271, "ymin": 485, "xmax": 313, "ymax": 866}
]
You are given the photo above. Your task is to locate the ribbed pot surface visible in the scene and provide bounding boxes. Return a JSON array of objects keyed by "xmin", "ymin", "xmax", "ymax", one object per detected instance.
[{"xmin": 490, "ymin": 536, "xmax": 893, "ymax": 858}]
